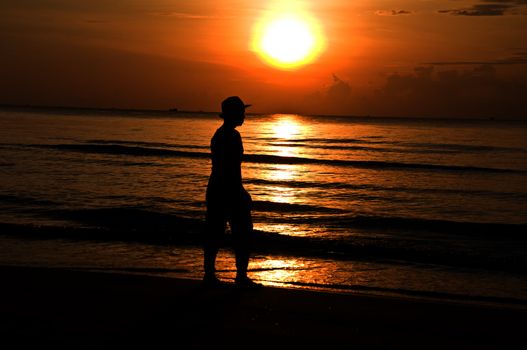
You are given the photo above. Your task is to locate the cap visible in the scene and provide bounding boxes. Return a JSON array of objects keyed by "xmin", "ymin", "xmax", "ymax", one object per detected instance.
[{"xmin": 220, "ymin": 96, "xmax": 251, "ymax": 117}]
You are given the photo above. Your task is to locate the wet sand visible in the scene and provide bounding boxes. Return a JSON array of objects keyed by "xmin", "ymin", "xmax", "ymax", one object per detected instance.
[{"xmin": 1, "ymin": 265, "xmax": 524, "ymax": 349}]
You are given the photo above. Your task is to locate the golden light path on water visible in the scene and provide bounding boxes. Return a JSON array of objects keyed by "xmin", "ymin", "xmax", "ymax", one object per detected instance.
[
  {"xmin": 265, "ymin": 141, "xmax": 301, "ymax": 208},
  {"xmin": 241, "ymin": 115, "xmax": 393, "ymax": 286},
  {"xmin": 214, "ymin": 254, "xmax": 326, "ymax": 289},
  {"xmin": 246, "ymin": 114, "xmax": 315, "ymax": 238},
  {"xmin": 253, "ymin": 114, "xmax": 307, "ymax": 201},
  {"xmin": 246, "ymin": 116, "xmax": 333, "ymax": 286},
  {"xmin": 215, "ymin": 254, "xmax": 372, "ymax": 291},
  {"xmin": 273, "ymin": 117, "xmax": 302, "ymax": 149}
]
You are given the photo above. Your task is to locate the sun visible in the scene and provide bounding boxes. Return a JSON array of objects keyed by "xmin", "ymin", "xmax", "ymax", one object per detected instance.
[
  {"xmin": 252, "ymin": 12, "xmax": 325, "ymax": 70},
  {"xmin": 261, "ymin": 18, "xmax": 314, "ymax": 65}
]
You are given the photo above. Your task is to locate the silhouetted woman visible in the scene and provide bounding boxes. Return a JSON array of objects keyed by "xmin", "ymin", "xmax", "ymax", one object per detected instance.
[{"xmin": 203, "ymin": 96, "xmax": 258, "ymax": 287}]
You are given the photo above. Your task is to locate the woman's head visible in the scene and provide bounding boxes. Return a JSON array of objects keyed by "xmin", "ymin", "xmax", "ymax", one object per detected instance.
[{"xmin": 220, "ymin": 96, "xmax": 251, "ymax": 127}]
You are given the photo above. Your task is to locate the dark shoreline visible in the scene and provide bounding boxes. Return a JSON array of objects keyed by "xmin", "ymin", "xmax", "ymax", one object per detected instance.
[{"xmin": 1, "ymin": 265, "xmax": 525, "ymax": 349}]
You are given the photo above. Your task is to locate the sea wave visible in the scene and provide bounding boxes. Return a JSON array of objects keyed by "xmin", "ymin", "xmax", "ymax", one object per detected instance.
[
  {"xmin": 318, "ymin": 214, "xmax": 527, "ymax": 238},
  {"xmin": 1, "ymin": 215, "xmax": 525, "ymax": 273},
  {"xmin": 0, "ymin": 194, "xmax": 58, "ymax": 206},
  {"xmin": 252, "ymin": 200, "xmax": 344, "ymax": 213},
  {"xmin": 85, "ymin": 139, "xmax": 209, "ymax": 150},
  {"xmin": 256, "ymin": 137, "xmax": 526, "ymax": 153},
  {"xmin": 246, "ymin": 154, "xmax": 519, "ymax": 173},
  {"xmin": 245, "ymin": 178, "xmax": 527, "ymax": 199},
  {"xmin": 268, "ymin": 142, "xmax": 525, "ymax": 154},
  {"xmin": 26, "ymin": 143, "xmax": 522, "ymax": 173},
  {"xmin": 252, "ymin": 212, "xmax": 526, "ymax": 238},
  {"xmin": 2, "ymin": 192, "xmax": 525, "ymax": 238},
  {"xmin": 32, "ymin": 143, "xmax": 209, "ymax": 158}
]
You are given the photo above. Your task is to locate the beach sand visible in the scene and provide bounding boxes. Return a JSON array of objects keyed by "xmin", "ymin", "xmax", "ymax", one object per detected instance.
[{"xmin": 1, "ymin": 265, "xmax": 524, "ymax": 349}]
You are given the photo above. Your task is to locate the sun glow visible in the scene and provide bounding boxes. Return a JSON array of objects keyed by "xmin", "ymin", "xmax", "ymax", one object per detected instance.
[
  {"xmin": 274, "ymin": 117, "xmax": 301, "ymax": 139},
  {"xmin": 252, "ymin": 7, "xmax": 325, "ymax": 70}
]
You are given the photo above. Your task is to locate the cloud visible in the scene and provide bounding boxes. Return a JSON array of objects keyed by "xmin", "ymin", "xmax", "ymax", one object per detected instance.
[
  {"xmin": 375, "ymin": 10, "xmax": 413, "ymax": 16},
  {"xmin": 301, "ymin": 64, "xmax": 527, "ymax": 119},
  {"xmin": 487, "ymin": 0, "xmax": 527, "ymax": 3},
  {"xmin": 438, "ymin": 4, "xmax": 510, "ymax": 16},
  {"xmin": 300, "ymin": 74, "xmax": 353, "ymax": 115},
  {"xmin": 425, "ymin": 51, "xmax": 527, "ymax": 66},
  {"xmin": 439, "ymin": 0, "xmax": 527, "ymax": 16},
  {"xmin": 327, "ymin": 74, "xmax": 352, "ymax": 104},
  {"xmin": 373, "ymin": 65, "xmax": 527, "ymax": 118},
  {"xmin": 148, "ymin": 11, "xmax": 216, "ymax": 20}
]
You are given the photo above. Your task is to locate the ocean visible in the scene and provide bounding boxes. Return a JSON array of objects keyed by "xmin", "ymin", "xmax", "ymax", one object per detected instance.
[{"xmin": 1, "ymin": 106, "xmax": 526, "ymax": 306}]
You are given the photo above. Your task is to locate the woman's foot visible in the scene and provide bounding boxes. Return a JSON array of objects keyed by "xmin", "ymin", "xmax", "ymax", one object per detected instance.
[{"xmin": 235, "ymin": 275, "xmax": 262, "ymax": 288}]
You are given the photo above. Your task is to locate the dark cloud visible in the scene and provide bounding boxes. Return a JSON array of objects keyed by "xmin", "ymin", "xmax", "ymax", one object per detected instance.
[
  {"xmin": 425, "ymin": 52, "xmax": 527, "ymax": 66},
  {"xmin": 482, "ymin": 0, "xmax": 527, "ymax": 4},
  {"xmin": 373, "ymin": 65, "xmax": 527, "ymax": 118},
  {"xmin": 301, "ymin": 74, "xmax": 353, "ymax": 115},
  {"xmin": 301, "ymin": 65, "xmax": 527, "ymax": 119},
  {"xmin": 438, "ymin": 4, "xmax": 511, "ymax": 16},
  {"xmin": 327, "ymin": 74, "xmax": 352, "ymax": 104},
  {"xmin": 375, "ymin": 10, "xmax": 413, "ymax": 16},
  {"xmin": 438, "ymin": 0, "xmax": 527, "ymax": 16}
]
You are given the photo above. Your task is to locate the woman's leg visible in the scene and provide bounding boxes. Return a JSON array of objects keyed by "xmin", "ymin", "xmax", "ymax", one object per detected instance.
[
  {"xmin": 230, "ymin": 207, "xmax": 253, "ymax": 280},
  {"xmin": 204, "ymin": 207, "xmax": 225, "ymax": 281}
]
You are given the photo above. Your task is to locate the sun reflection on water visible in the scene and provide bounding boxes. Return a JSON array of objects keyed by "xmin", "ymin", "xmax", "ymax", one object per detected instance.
[
  {"xmin": 253, "ymin": 164, "xmax": 305, "ymax": 186},
  {"xmin": 246, "ymin": 114, "xmax": 313, "ymax": 204},
  {"xmin": 272, "ymin": 115, "xmax": 305, "ymax": 157},
  {"xmin": 268, "ymin": 164, "xmax": 297, "ymax": 181},
  {"xmin": 248, "ymin": 256, "xmax": 353, "ymax": 291},
  {"xmin": 245, "ymin": 114, "xmax": 318, "ymax": 237},
  {"xmin": 273, "ymin": 115, "xmax": 302, "ymax": 139},
  {"xmin": 255, "ymin": 223, "xmax": 312, "ymax": 237},
  {"xmin": 249, "ymin": 257, "xmax": 310, "ymax": 286}
]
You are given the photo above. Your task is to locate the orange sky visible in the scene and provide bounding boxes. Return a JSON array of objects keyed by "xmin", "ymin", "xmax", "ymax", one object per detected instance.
[{"xmin": 1, "ymin": 0, "xmax": 527, "ymax": 118}]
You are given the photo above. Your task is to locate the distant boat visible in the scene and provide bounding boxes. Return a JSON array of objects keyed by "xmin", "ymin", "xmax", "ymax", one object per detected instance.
[{"xmin": 168, "ymin": 108, "xmax": 178, "ymax": 112}]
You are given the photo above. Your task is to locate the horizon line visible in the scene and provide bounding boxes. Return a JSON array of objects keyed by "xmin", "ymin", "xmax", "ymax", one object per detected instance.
[{"xmin": 0, "ymin": 103, "xmax": 522, "ymax": 122}]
